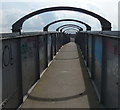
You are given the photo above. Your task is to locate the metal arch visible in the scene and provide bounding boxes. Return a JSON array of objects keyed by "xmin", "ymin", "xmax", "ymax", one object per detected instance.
[
  {"xmin": 43, "ymin": 19, "xmax": 91, "ymax": 31},
  {"xmin": 63, "ymin": 28, "xmax": 79, "ymax": 33},
  {"xmin": 12, "ymin": 6, "xmax": 111, "ymax": 33},
  {"xmin": 56, "ymin": 24, "xmax": 83, "ymax": 31},
  {"xmin": 60, "ymin": 26, "xmax": 83, "ymax": 32},
  {"xmin": 62, "ymin": 27, "xmax": 79, "ymax": 32},
  {"xmin": 62, "ymin": 28, "xmax": 79, "ymax": 33}
]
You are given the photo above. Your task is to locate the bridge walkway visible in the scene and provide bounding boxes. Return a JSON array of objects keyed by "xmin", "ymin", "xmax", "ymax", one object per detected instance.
[{"xmin": 20, "ymin": 42, "xmax": 103, "ymax": 108}]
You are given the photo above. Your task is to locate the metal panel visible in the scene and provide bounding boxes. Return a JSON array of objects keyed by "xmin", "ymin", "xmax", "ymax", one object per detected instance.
[
  {"xmin": 56, "ymin": 34, "xmax": 59, "ymax": 52},
  {"xmin": 82, "ymin": 33, "xmax": 86, "ymax": 58},
  {"xmin": 47, "ymin": 34, "xmax": 52, "ymax": 63},
  {"xmin": 103, "ymin": 38, "xmax": 118, "ymax": 108},
  {"xmin": 91, "ymin": 36, "xmax": 95, "ymax": 79},
  {"xmin": 2, "ymin": 38, "xmax": 22, "ymax": 108},
  {"xmin": 84, "ymin": 34, "xmax": 88, "ymax": 63},
  {"xmin": 57, "ymin": 33, "xmax": 63, "ymax": 49},
  {"xmin": 76, "ymin": 32, "xmax": 119, "ymax": 108},
  {"xmin": 88, "ymin": 35, "xmax": 92, "ymax": 76},
  {"xmin": 93, "ymin": 36, "xmax": 102, "ymax": 95},
  {"xmin": 39, "ymin": 36, "xmax": 47, "ymax": 73},
  {"xmin": 52, "ymin": 34, "xmax": 56, "ymax": 56},
  {"xmin": 21, "ymin": 36, "xmax": 39, "ymax": 96},
  {"xmin": 0, "ymin": 40, "xmax": 2, "ymax": 109}
]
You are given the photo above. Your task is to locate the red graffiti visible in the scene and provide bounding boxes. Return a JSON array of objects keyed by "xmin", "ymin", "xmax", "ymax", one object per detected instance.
[{"xmin": 107, "ymin": 41, "xmax": 120, "ymax": 56}]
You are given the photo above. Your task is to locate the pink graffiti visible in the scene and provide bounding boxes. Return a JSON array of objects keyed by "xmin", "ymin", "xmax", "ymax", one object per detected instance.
[{"xmin": 107, "ymin": 41, "xmax": 120, "ymax": 56}]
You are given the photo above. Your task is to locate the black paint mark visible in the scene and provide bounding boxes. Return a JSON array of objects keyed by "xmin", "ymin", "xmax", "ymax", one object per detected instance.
[{"xmin": 2, "ymin": 44, "xmax": 14, "ymax": 67}]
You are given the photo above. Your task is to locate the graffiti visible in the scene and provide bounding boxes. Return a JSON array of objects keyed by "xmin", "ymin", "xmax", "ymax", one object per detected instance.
[
  {"xmin": 107, "ymin": 58, "xmax": 118, "ymax": 78},
  {"xmin": 107, "ymin": 41, "xmax": 120, "ymax": 56},
  {"xmin": 27, "ymin": 38, "xmax": 36, "ymax": 48},
  {"xmin": 107, "ymin": 40, "xmax": 119, "ymax": 78},
  {"xmin": 95, "ymin": 38, "xmax": 102, "ymax": 63},
  {"xmin": 2, "ymin": 44, "xmax": 14, "ymax": 67},
  {"xmin": 21, "ymin": 42, "xmax": 32, "ymax": 59}
]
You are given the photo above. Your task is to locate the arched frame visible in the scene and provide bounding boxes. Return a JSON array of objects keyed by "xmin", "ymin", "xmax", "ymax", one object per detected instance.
[
  {"xmin": 60, "ymin": 26, "xmax": 83, "ymax": 32},
  {"xmin": 12, "ymin": 6, "xmax": 111, "ymax": 33},
  {"xmin": 56, "ymin": 24, "xmax": 83, "ymax": 31},
  {"xmin": 43, "ymin": 19, "xmax": 91, "ymax": 31},
  {"xmin": 63, "ymin": 28, "xmax": 79, "ymax": 33}
]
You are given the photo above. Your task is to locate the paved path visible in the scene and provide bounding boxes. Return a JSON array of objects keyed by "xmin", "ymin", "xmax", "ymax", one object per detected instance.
[{"xmin": 21, "ymin": 42, "xmax": 103, "ymax": 108}]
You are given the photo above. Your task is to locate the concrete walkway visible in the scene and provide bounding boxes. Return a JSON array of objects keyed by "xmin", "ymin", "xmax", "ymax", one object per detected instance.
[{"xmin": 21, "ymin": 42, "xmax": 103, "ymax": 108}]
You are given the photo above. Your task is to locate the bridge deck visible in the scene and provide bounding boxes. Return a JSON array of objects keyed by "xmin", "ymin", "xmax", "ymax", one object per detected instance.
[{"xmin": 21, "ymin": 42, "xmax": 103, "ymax": 108}]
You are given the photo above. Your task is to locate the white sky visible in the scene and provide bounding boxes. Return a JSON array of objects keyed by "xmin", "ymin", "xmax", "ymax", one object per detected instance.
[{"xmin": 0, "ymin": 0, "xmax": 120, "ymax": 33}]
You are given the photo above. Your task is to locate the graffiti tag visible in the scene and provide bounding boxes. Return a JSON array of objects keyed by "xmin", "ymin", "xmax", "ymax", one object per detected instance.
[{"xmin": 2, "ymin": 44, "xmax": 14, "ymax": 67}]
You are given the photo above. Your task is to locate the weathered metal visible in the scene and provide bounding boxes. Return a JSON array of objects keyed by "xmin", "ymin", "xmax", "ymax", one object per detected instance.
[{"xmin": 75, "ymin": 32, "xmax": 119, "ymax": 108}]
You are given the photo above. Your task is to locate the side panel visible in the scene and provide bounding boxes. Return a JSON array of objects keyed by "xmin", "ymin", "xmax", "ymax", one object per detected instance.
[
  {"xmin": 47, "ymin": 35, "xmax": 52, "ymax": 63},
  {"xmin": 0, "ymin": 40, "xmax": 2, "ymax": 109},
  {"xmin": 93, "ymin": 36, "xmax": 102, "ymax": 95},
  {"xmin": 21, "ymin": 36, "xmax": 39, "ymax": 96},
  {"xmin": 39, "ymin": 36, "xmax": 47, "ymax": 73},
  {"xmin": 2, "ymin": 38, "xmax": 22, "ymax": 108},
  {"xmin": 52, "ymin": 34, "xmax": 56, "ymax": 56},
  {"xmin": 103, "ymin": 38, "xmax": 118, "ymax": 108},
  {"xmin": 88, "ymin": 35, "xmax": 92, "ymax": 76}
]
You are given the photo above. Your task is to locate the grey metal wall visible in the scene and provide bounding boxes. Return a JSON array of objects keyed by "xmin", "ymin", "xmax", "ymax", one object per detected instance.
[
  {"xmin": 56, "ymin": 34, "xmax": 60, "ymax": 52},
  {"xmin": 0, "ymin": 40, "xmax": 2, "ymax": 108},
  {"xmin": 39, "ymin": 35, "xmax": 47, "ymax": 73},
  {"xmin": 102, "ymin": 38, "xmax": 118, "ymax": 108},
  {"xmin": 47, "ymin": 34, "xmax": 52, "ymax": 63},
  {"xmin": 75, "ymin": 32, "xmax": 119, "ymax": 108},
  {"xmin": 94, "ymin": 36, "xmax": 102, "ymax": 97},
  {"xmin": 1, "ymin": 32, "xmax": 69, "ymax": 109},
  {"xmin": 88, "ymin": 35, "xmax": 92, "ymax": 76},
  {"xmin": 21, "ymin": 36, "xmax": 39, "ymax": 96},
  {"xmin": 2, "ymin": 38, "xmax": 23, "ymax": 108},
  {"xmin": 51, "ymin": 34, "xmax": 56, "ymax": 56}
]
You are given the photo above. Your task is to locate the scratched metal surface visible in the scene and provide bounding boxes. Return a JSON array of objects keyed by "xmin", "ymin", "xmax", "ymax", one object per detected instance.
[
  {"xmin": 21, "ymin": 37, "xmax": 39, "ymax": 96},
  {"xmin": 52, "ymin": 34, "xmax": 56, "ymax": 56},
  {"xmin": 93, "ymin": 36, "xmax": 102, "ymax": 95},
  {"xmin": 56, "ymin": 35, "xmax": 59, "ymax": 52},
  {"xmin": 76, "ymin": 32, "xmax": 119, "ymax": 108},
  {"xmin": 2, "ymin": 38, "xmax": 22, "ymax": 108},
  {"xmin": 88, "ymin": 35, "xmax": 92, "ymax": 75},
  {"xmin": 47, "ymin": 35, "xmax": 52, "ymax": 64},
  {"xmin": 0, "ymin": 40, "xmax": 2, "ymax": 109},
  {"xmin": 39, "ymin": 36, "xmax": 47, "ymax": 73},
  {"xmin": 102, "ymin": 38, "xmax": 119, "ymax": 108}
]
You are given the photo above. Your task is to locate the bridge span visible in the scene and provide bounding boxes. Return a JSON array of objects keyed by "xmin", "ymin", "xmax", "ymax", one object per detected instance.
[{"xmin": 0, "ymin": 6, "xmax": 119, "ymax": 109}]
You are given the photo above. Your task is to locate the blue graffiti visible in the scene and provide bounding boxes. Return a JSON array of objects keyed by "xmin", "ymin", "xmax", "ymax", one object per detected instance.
[{"xmin": 95, "ymin": 39, "xmax": 102, "ymax": 63}]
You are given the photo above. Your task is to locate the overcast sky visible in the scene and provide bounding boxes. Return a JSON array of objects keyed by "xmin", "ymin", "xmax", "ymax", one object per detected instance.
[{"xmin": 0, "ymin": 0, "xmax": 119, "ymax": 33}]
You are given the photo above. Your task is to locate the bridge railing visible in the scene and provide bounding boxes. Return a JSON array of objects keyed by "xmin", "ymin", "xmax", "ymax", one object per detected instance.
[
  {"xmin": 1, "ymin": 32, "xmax": 70, "ymax": 109},
  {"xmin": 75, "ymin": 32, "xmax": 119, "ymax": 108}
]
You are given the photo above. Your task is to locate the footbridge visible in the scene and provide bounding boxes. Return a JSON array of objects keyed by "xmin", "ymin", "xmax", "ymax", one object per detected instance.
[{"xmin": 1, "ymin": 6, "xmax": 119, "ymax": 109}]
